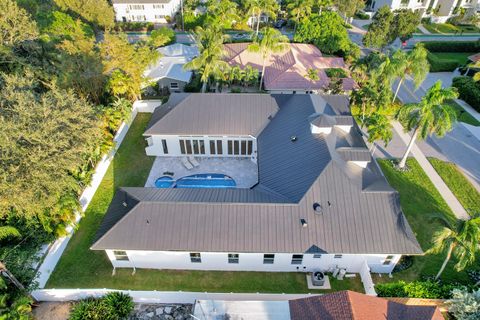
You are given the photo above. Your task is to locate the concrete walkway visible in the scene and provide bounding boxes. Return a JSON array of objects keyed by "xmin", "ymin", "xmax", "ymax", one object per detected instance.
[
  {"xmin": 417, "ymin": 25, "xmax": 431, "ymax": 35},
  {"xmin": 391, "ymin": 121, "xmax": 469, "ymax": 220}
]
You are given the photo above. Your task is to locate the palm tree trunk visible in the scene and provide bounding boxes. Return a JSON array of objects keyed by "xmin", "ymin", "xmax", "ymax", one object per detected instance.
[
  {"xmin": 398, "ymin": 126, "xmax": 419, "ymax": 169},
  {"xmin": 294, "ymin": 12, "xmax": 300, "ymax": 35},
  {"xmin": 435, "ymin": 243, "xmax": 454, "ymax": 280},
  {"xmin": 201, "ymin": 81, "xmax": 207, "ymax": 93},
  {"xmin": 393, "ymin": 77, "xmax": 404, "ymax": 103},
  {"xmin": 259, "ymin": 57, "xmax": 266, "ymax": 91},
  {"xmin": 256, "ymin": 12, "xmax": 261, "ymax": 37}
]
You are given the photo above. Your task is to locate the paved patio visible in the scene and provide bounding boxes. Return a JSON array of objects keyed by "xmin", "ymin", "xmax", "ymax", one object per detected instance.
[{"xmin": 145, "ymin": 157, "xmax": 258, "ymax": 188}]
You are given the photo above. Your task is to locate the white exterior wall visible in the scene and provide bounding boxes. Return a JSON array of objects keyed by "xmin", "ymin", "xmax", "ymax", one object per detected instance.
[
  {"xmin": 113, "ymin": 0, "xmax": 181, "ymax": 23},
  {"xmin": 106, "ymin": 250, "xmax": 402, "ymax": 274},
  {"xmin": 145, "ymin": 135, "xmax": 258, "ymax": 162},
  {"xmin": 369, "ymin": 0, "xmax": 479, "ymax": 19}
]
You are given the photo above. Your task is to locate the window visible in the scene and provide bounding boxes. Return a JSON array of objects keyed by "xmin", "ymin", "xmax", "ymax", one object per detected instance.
[
  {"xmin": 228, "ymin": 140, "xmax": 233, "ymax": 155},
  {"xmin": 291, "ymin": 254, "xmax": 303, "ymax": 265},
  {"xmin": 228, "ymin": 253, "xmax": 239, "ymax": 264},
  {"xmin": 190, "ymin": 253, "xmax": 201, "ymax": 263},
  {"xmin": 153, "ymin": 4, "xmax": 164, "ymax": 9},
  {"xmin": 193, "ymin": 140, "xmax": 199, "ymax": 154},
  {"xmin": 155, "ymin": 14, "xmax": 165, "ymax": 19},
  {"xmin": 383, "ymin": 255, "xmax": 395, "ymax": 265},
  {"xmin": 161, "ymin": 139, "xmax": 168, "ymax": 154},
  {"xmin": 185, "ymin": 140, "xmax": 192, "ymax": 154},
  {"xmin": 247, "ymin": 140, "xmax": 253, "ymax": 155},
  {"xmin": 113, "ymin": 250, "xmax": 129, "ymax": 261},
  {"xmin": 199, "ymin": 140, "xmax": 205, "ymax": 154},
  {"xmin": 217, "ymin": 140, "xmax": 223, "ymax": 154},
  {"xmin": 136, "ymin": 15, "xmax": 146, "ymax": 21},
  {"xmin": 334, "ymin": 254, "xmax": 343, "ymax": 259},
  {"xmin": 209, "ymin": 140, "xmax": 216, "ymax": 154},
  {"xmin": 313, "ymin": 254, "xmax": 322, "ymax": 259},
  {"xmin": 180, "ymin": 139, "xmax": 205, "ymax": 155},
  {"xmin": 170, "ymin": 82, "xmax": 179, "ymax": 89},
  {"xmin": 263, "ymin": 254, "xmax": 275, "ymax": 264},
  {"xmin": 179, "ymin": 139, "xmax": 186, "ymax": 154},
  {"xmin": 241, "ymin": 140, "xmax": 247, "ymax": 155},
  {"xmin": 129, "ymin": 4, "xmax": 144, "ymax": 10}
]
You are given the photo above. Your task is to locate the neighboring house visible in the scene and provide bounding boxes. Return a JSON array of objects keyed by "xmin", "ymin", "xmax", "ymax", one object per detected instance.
[
  {"xmin": 112, "ymin": 0, "xmax": 181, "ymax": 23},
  {"xmin": 193, "ymin": 291, "xmax": 444, "ymax": 319},
  {"xmin": 144, "ymin": 44, "xmax": 199, "ymax": 92},
  {"xmin": 223, "ymin": 43, "xmax": 355, "ymax": 93},
  {"xmin": 367, "ymin": 0, "xmax": 479, "ymax": 23},
  {"xmin": 91, "ymin": 93, "xmax": 422, "ymax": 275}
]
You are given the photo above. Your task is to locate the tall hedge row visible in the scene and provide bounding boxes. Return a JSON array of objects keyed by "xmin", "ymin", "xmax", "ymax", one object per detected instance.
[
  {"xmin": 452, "ymin": 76, "xmax": 480, "ymax": 112},
  {"xmin": 427, "ymin": 52, "xmax": 461, "ymax": 72},
  {"xmin": 423, "ymin": 41, "xmax": 480, "ymax": 52}
]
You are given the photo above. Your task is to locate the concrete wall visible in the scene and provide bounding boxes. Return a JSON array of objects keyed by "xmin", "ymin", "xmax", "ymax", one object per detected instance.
[
  {"xmin": 145, "ymin": 135, "xmax": 258, "ymax": 162},
  {"xmin": 105, "ymin": 250, "xmax": 401, "ymax": 274},
  {"xmin": 113, "ymin": 0, "xmax": 181, "ymax": 23}
]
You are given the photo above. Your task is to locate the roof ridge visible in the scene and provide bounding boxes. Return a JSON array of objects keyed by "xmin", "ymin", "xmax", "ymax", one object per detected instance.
[{"xmin": 264, "ymin": 50, "xmax": 297, "ymax": 87}]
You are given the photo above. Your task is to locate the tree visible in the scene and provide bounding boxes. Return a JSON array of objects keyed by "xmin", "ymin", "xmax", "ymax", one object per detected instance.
[
  {"xmin": 248, "ymin": 27, "xmax": 288, "ymax": 90},
  {"xmin": 206, "ymin": 0, "xmax": 239, "ymax": 29},
  {"xmin": 305, "ymin": 67, "xmax": 319, "ymax": 91},
  {"xmin": 391, "ymin": 45, "xmax": 429, "ymax": 102},
  {"xmin": 0, "ymin": 226, "xmax": 21, "ymax": 242},
  {"xmin": 364, "ymin": 113, "xmax": 393, "ymax": 146},
  {"xmin": 363, "ymin": 6, "xmax": 394, "ymax": 50},
  {"xmin": 0, "ymin": 71, "xmax": 101, "ymax": 234},
  {"xmin": 391, "ymin": 9, "xmax": 422, "ymax": 42},
  {"xmin": 0, "ymin": 0, "xmax": 38, "ymax": 46},
  {"xmin": 396, "ymin": 81, "xmax": 458, "ymax": 169},
  {"xmin": 294, "ymin": 12, "xmax": 351, "ymax": 54},
  {"xmin": 53, "ymin": 0, "xmax": 115, "ymax": 28},
  {"xmin": 243, "ymin": 65, "xmax": 259, "ymax": 87},
  {"xmin": 314, "ymin": 0, "xmax": 333, "ymax": 14},
  {"xmin": 245, "ymin": 0, "xmax": 279, "ymax": 37},
  {"xmin": 287, "ymin": 0, "xmax": 313, "ymax": 34},
  {"xmin": 427, "ymin": 213, "xmax": 480, "ymax": 280},
  {"xmin": 184, "ymin": 26, "xmax": 230, "ymax": 92},
  {"xmin": 100, "ymin": 32, "xmax": 159, "ymax": 100},
  {"xmin": 149, "ymin": 27, "xmax": 175, "ymax": 48},
  {"xmin": 335, "ymin": 0, "xmax": 365, "ymax": 22},
  {"xmin": 447, "ymin": 288, "xmax": 480, "ymax": 320}
]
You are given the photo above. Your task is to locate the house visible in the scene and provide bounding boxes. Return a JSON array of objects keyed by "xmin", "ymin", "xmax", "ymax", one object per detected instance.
[
  {"xmin": 91, "ymin": 93, "xmax": 422, "ymax": 275},
  {"xmin": 144, "ymin": 44, "xmax": 199, "ymax": 92},
  {"xmin": 193, "ymin": 291, "xmax": 444, "ymax": 319},
  {"xmin": 367, "ymin": 0, "xmax": 479, "ymax": 23},
  {"xmin": 223, "ymin": 43, "xmax": 356, "ymax": 93},
  {"xmin": 112, "ymin": 0, "xmax": 181, "ymax": 23}
]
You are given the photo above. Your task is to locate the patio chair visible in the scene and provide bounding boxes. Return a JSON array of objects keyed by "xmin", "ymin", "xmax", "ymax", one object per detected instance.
[
  {"xmin": 188, "ymin": 156, "xmax": 200, "ymax": 167},
  {"xmin": 181, "ymin": 157, "xmax": 193, "ymax": 170}
]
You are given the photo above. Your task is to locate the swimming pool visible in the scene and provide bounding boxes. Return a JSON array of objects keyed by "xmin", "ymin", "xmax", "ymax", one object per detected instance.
[{"xmin": 155, "ymin": 173, "xmax": 236, "ymax": 188}]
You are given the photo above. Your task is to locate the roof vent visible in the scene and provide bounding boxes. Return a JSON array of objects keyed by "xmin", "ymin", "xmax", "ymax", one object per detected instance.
[
  {"xmin": 313, "ymin": 202, "xmax": 323, "ymax": 214},
  {"xmin": 300, "ymin": 218, "xmax": 308, "ymax": 228},
  {"xmin": 290, "ymin": 135, "xmax": 297, "ymax": 142},
  {"xmin": 122, "ymin": 201, "xmax": 128, "ymax": 207}
]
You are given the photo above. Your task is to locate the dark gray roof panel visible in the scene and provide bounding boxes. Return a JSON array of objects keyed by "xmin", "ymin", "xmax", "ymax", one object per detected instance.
[{"xmin": 337, "ymin": 147, "xmax": 372, "ymax": 162}]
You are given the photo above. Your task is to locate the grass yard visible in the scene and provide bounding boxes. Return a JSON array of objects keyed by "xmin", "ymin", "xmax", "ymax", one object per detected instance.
[
  {"xmin": 375, "ymin": 159, "xmax": 471, "ymax": 284},
  {"xmin": 428, "ymin": 158, "xmax": 480, "ymax": 215},
  {"xmin": 46, "ymin": 113, "xmax": 363, "ymax": 293},
  {"xmin": 423, "ymin": 23, "xmax": 480, "ymax": 34},
  {"xmin": 448, "ymin": 100, "xmax": 480, "ymax": 126}
]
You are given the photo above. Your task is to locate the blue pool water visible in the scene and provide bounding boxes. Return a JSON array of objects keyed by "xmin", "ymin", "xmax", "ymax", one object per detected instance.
[
  {"xmin": 155, "ymin": 173, "xmax": 236, "ymax": 188},
  {"xmin": 155, "ymin": 176, "xmax": 174, "ymax": 188}
]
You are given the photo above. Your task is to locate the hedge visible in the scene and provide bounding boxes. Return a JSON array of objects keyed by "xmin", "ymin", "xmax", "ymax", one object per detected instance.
[
  {"xmin": 375, "ymin": 280, "xmax": 461, "ymax": 299},
  {"xmin": 427, "ymin": 52, "xmax": 460, "ymax": 72},
  {"xmin": 452, "ymin": 76, "xmax": 480, "ymax": 112},
  {"xmin": 422, "ymin": 41, "xmax": 480, "ymax": 53}
]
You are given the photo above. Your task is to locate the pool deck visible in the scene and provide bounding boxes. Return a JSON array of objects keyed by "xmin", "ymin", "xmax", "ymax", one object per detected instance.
[{"xmin": 145, "ymin": 156, "xmax": 258, "ymax": 188}]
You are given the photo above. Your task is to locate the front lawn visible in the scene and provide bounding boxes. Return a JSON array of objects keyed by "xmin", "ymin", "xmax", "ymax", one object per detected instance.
[
  {"xmin": 423, "ymin": 23, "xmax": 480, "ymax": 34},
  {"xmin": 428, "ymin": 158, "xmax": 480, "ymax": 215},
  {"xmin": 448, "ymin": 100, "xmax": 480, "ymax": 126},
  {"xmin": 375, "ymin": 159, "xmax": 471, "ymax": 284},
  {"xmin": 46, "ymin": 112, "xmax": 363, "ymax": 293}
]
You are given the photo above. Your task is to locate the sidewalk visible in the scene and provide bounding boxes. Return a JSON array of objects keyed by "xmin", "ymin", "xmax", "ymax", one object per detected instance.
[
  {"xmin": 391, "ymin": 121, "xmax": 469, "ymax": 220},
  {"xmin": 417, "ymin": 25, "xmax": 431, "ymax": 35}
]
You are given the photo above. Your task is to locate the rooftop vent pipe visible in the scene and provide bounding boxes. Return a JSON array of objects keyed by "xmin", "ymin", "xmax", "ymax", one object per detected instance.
[
  {"xmin": 291, "ymin": 136, "xmax": 297, "ymax": 142},
  {"xmin": 313, "ymin": 202, "xmax": 322, "ymax": 214},
  {"xmin": 300, "ymin": 218, "xmax": 308, "ymax": 228}
]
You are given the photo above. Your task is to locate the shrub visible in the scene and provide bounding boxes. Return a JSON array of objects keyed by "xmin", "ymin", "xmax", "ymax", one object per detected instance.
[
  {"xmin": 184, "ymin": 74, "xmax": 202, "ymax": 92},
  {"xmin": 422, "ymin": 40, "xmax": 480, "ymax": 52},
  {"xmin": 69, "ymin": 292, "xmax": 134, "ymax": 320},
  {"xmin": 325, "ymin": 68, "xmax": 348, "ymax": 78},
  {"xmin": 427, "ymin": 52, "xmax": 461, "ymax": 72},
  {"xmin": 447, "ymin": 288, "xmax": 480, "ymax": 320},
  {"xmin": 376, "ymin": 280, "xmax": 462, "ymax": 299},
  {"xmin": 355, "ymin": 11, "xmax": 370, "ymax": 20},
  {"xmin": 150, "ymin": 27, "xmax": 175, "ymax": 47},
  {"xmin": 115, "ymin": 22, "xmax": 154, "ymax": 32},
  {"xmin": 452, "ymin": 76, "xmax": 480, "ymax": 112}
]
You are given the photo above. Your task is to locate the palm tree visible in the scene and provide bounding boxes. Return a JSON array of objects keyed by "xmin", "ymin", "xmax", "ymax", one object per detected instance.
[
  {"xmin": 0, "ymin": 226, "xmax": 20, "ymax": 241},
  {"xmin": 396, "ymin": 81, "xmax": 458, "ymax": 169},
  {"xmin": 287, "ymin": 0, "xmax": 313, "ymax": 34},
  {"xmin": 207, "ymin": 0, "xmax": 239, "ymax": 29},
  {"xmin": 314, "ymin": 0, "xmax": 332, "ymax": 14},
  {"xmin": 243, "ymin": 65, "xmax": 259, "ymax": 87},
  {"xmin": 184, "ymin": 26, "xmax": 230, "ymax": 93},
  {"xmin": 248, "ymin": 27, "xmax": 288, "ymax": 90},
  {"xmin": 365, "ymin": 113, "xmax": 393, "ymax": 146},
  {"xmin": 305, "ymin": 67, "xmax": 319, "ymax": 92},
  {"xmin": 391, "ymin": 45, "xmax": 430, "ymax": 102},
  {"xmin": 427, "ymin": 213, "xmax": 480, "ymax": 280},
  {"xmin": 246, "ymin": 0, "xmax": 280, "ymax": 37}
]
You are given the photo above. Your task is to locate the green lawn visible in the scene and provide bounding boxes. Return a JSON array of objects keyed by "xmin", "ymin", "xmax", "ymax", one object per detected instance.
[
  {"xmin": 428, "ymin": 158, "xmax": 480, "ymax": 215},
  {"xmin": 427, "ymin": 52, "xmax": 471, "ymax": 65},
  {"xmin": 423, "ymin": 23, "xmax": 480, "ymax": 34},
  {"xmin": 448, "ymin": 100, "xmax": 480, "ymax": 127},
  {"xmin": 375, "ymin": 159, "xmax": 471, "ymax": 284},
  {"xmin": 46, "ymin": 112, "xmax": 363, "ymax": 293}
]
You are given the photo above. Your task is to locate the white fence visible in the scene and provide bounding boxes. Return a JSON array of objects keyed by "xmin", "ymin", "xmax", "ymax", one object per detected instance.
[
  {"xmin": 359, "ymin": 261, "xmax": 377, "ymax": 296},
  {"xmin": 32, "ymin": 289, "xmax": 316, "ymax": 303},
  {"xmin": 34, "ymin": 100, "xmax": 162, "ymax": 289}
]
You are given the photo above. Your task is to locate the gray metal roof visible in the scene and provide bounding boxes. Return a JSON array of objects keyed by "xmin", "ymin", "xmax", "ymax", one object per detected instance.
[
  {"xmin": 92, "ymin": 94, "xmax": 422, "ymax": 255},
  {"xmin": 144, "ymin": 94, "xmax": 279, "ymax": 136},
  {"xmin": 337, "ymin": 147, "xmax": 372, "ymax": 162}
]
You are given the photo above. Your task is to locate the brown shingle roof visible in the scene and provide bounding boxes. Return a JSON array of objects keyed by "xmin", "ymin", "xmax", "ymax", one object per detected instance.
[{"xmin": 289, "ymin": 291, "xmax": 444, "ymax": 320}]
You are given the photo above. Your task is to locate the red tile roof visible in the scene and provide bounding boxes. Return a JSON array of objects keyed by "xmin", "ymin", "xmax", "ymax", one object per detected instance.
[
  {"xmin": 224, "ymin": 43, "xmax": 354, "ymax": 91},
  {"xmin": 468, "ymin": 52, "xmax": 480, "ymax": 62},
  {"xmin": 289, "ymin": 291, "xmax": 444, "ymax": 320}
]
